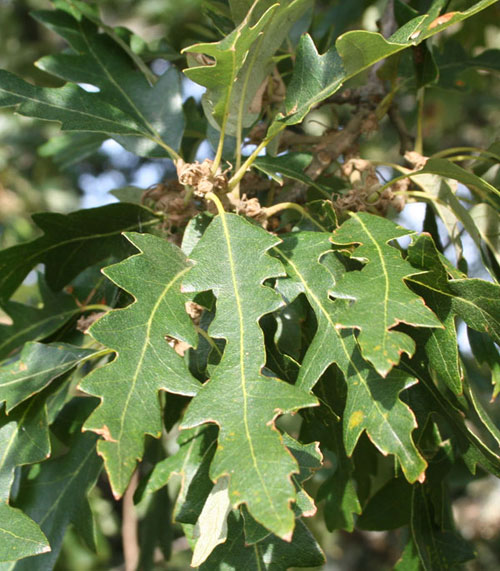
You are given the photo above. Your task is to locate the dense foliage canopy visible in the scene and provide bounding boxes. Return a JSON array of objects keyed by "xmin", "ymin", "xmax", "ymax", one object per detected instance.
[{"xmin": 0, "ymin": 1, "xmax": 499, "ymax": 569}]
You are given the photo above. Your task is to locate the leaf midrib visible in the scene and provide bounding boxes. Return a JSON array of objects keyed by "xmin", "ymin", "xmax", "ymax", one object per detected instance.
[{"xmin": 218, "ymin": 211, "xmax": 284, "ymax": 525}]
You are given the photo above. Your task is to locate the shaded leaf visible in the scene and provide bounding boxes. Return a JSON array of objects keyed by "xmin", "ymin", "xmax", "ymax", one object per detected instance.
[
  {"xmin": 0, "ymin": 342, "xmax": 98, "ymax": 412},
  {"xmin": 181, "ymin": 213, "xmax": 317, "ymax": 539},
  {"xmin": 268, "ymin": 0, "xmax": 497, "ymax": 134},
  {"xmin": 0, "ymin": 278, "xmax": 80, "ymax": 361},
  {"xmin": 273, "ymin": 232, "xmax": 427, "ymax": 483},
  {"xmin": 468, "ymin": 328, "xmax": 500, "ymax": 400},
  {"xmin": 9, "ymin": 399, "xmax": 102, "ymax": 571},
  {"xmin": 357, "ymin": 477, "xmax": 412, "ymax": 530},
  {"xmin": 0, "ymin": 203, "xmax": 158, "ymax": 303},
  {"xmin": 406, "ymin": 234, "xmax": 462, "ymax": 394},
  {"xmin": 0, "ymin": 397, "xmax": 50, "ymax": 562},
  {"xmin": 143, "ymin": 425, "xmax": 218, "ymax": 524},
  {"xmin": 330, "ymin": 213, "xmax": 440, "ymax": 376},
  {"xmin": 407, "ymin": 238, "xmax": 500, "ymax": 346},
  {"xmin": 80, "ymin": 233, "xmax": 200, "ymax": 497},
  {"xmin": 0, "ymin": 70, "xmax": 142, "ymax": 137},
  {"xmin": 33, "ymin": 9, "xmax": 184, "ymax": 157},
  {"xmin": 200, "ymin": 511, "xmax": 325, "ymax": 570}
]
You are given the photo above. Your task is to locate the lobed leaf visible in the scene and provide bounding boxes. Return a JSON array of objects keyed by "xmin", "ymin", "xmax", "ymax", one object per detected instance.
[
  {"xmin": 268, "ymin": 0, "xmax": 497, "ymax": 135},
  {"xmin": 79, "ymin": 233, "xmax": 200, "ymax": 497},
  {"xmin": 181, "ymin": 212, "xmax": 317, "ymax": 539},
  {"xmin": 33, "ymin": 8, "xmax": 185, "ymax": 157},
  {"xmin": 0, "ymin": 342, "xmax": 98, "ymax": 412},
  {"xmin": 330, "ymin": 212, "xmax": 441, "ymax": 377},
  {"xmin": 200, "ymin": 511, "xmax": 325, "ymax": 570},
  {"xmin": 0, "ymin": 396, "xmax": 50, "ymax": 562},
  {"xmin": 0, "ymin": 279, "xmax": 79, "ymax": 362},
  {"xmin": 6, "ymin": 399, "xmax": 102, "ymax": 571},
  {"xmin": 0, "ymin": 203, "xmax": 158, "ymax": 303},
  {"xmin": 184, "ymin": 0, "xmax": 311, "ymax": 135},
  {"xmin": 273, "ymin": 232, "xmax": 427, "ymax": 483}
]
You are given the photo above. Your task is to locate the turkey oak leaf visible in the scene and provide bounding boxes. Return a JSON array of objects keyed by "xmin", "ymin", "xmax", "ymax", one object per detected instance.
[
  {"xmin": 33, "ymin": 9, "xmax": 184, "ymax": 157},
  {"xmin": 0, "ymin": 203, "xmax": 159, "ymax": 303},
  {"xmin": 273, "ymin": 232, "xmax": 427, "ymax": 483},
  {"xmin": 0, "ymin": 396, "xmax": 50, "ymax": 562},
  {"xmin": 330, "ymin": 212, "xmax": 441, "ymax": 376},
  {"xmin": 0, "ymin": 70, "xmax": 142, "ymax": 136},
  {"xmin": 181, "ymin": 212, "xmax": 317, "ymax": 539},
  {"xmin": 7, "ymin": 399, "xmax": 102, "ymax": 571},
  {"xmin": 0, "ymin": 342, "xmax": 98, "ymax": 412},
  {"xmin": 79, "ymin": 233, "xmax": 200, "ymax": 497},
  {"xmin": 200, "ymin": 511, "xmax": 325, "ymax": 570},
  {"xmin": 0, "ymin": 278, "xmax": 79, "ymax": 361},
  {"xmin": 268, "ymin": 0, "xmax": 496, "ymax": 134}
]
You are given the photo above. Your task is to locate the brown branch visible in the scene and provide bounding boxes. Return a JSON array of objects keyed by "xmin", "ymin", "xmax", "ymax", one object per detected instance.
[{"xmin": 122, "ymin": 470, "xmax": 140, "ymax": 571}]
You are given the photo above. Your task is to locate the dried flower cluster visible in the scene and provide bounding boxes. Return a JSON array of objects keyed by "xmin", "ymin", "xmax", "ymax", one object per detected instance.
[
  {"xmin": 333, "ymin": 157, "xmax": 407, "ymax": 216},
  {"xmin": 141, "ymin": 181, "xmax": 198, "ymax": 232},
  {"xmin": 176, "ymin": 158, "xmax": 228, "ymax": 197}
]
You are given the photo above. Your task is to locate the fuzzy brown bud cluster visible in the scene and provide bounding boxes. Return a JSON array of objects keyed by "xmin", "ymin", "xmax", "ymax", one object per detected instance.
[
  {"xmin": 141, "ymin": 181, "xmax": 197, "ymax": 231},
  {"xmin": 176, "ymin": 159, "xmax": 228, "ymax": 197},
  {"xmin": 333, "ymin": 157, "xmax": 406, "ymax": 216}
]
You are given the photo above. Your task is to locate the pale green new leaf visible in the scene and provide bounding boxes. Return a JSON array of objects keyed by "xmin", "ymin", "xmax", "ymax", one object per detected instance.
[
  {"xmin": 470, "ymin": 203, "xmax": 500, "ymax": 268},
  {"xmin": 273, "ymin": 232, "xmax": 427, "ymax": 483},
  {"xmin": 0, "ymin": 342, "xmax": 98, "ymax": 412},
  {"xmin": 0, "ymin": 397, "xmax": 50, "ymax": 562},
  {"xmin": 79, "ymin": 233, "xmax": 200, "ymax": 498},
  {"xmin": 330, "ymin": 213, "xmax": 441, "ymax": 376},
  {"xmin": 268, "ymin": 0, "xmax": 496, "ymax": 133},
  {"xmin": 181, "ymin": 212, "xmax": 317, "ymax": 539}
]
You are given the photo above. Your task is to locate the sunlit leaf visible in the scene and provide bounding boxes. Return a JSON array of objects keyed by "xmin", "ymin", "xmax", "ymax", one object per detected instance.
[
  {"xmin": 80, "ymin": 233, "xmax": 200, "ymax": 497},
  {"xmin": 181, "ymin": 212, "xmax": 317, "ymax": 539}
]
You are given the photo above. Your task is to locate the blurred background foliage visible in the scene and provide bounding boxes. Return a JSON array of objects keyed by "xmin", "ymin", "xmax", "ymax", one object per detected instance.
[{"xmin": 0, "ymin": 1, "xmax": 499, "ymax": 569}]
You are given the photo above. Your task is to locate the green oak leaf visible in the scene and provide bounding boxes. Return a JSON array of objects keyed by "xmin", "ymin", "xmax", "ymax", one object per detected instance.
[
  {"xmin": 273, "ymin": 232, "xmax": 427, "ymax": 483},
  {"xmin": 79, "ymin": 232, "xmax": 200, "ymax": 497},
  {"xmin": 0, "ymin": 342, "xmax": 98, "ymax": 412},
  {"xmin": 406, "ymin": 234, "xmax": 462, "ymax": 395},
  {"xmin": 357, "ymin": 476, "xmax": 412, "ymax": 531},
  {"xmin": 268, "ymin": 0, "xmax": 496, "ymax": 134},
  {"xmin": 407, "ymin": 235, "xmax": 500, "ymax": 346},
  {"xmin": 33, "ymin": 9, "xmax": 184, "ymax": 157},
  {"xmin": 0, "ymin": 203, "xmax": 158, "ymax": 303},
  {"xmin": 0, "ymin": 278, "xmax": 80, "ymax": 361},
  {"xmin": 183, "ymin": 2, "xmax": 277, "ymax": 133},
  {"xmin": 468, "ymin": 329, "xmax": 500, "ymax": 400},
  {"xmin": 0, "ymin": 69, "xmax": 142, "ymax": 137},
  {"xmin": 200, "ymin": 511, "xmax": 325, "ymax": 570},
  {"xmin": 143, "ymin": 425, "xmax": 218, "ymax": 524},
  {"xmin": 330, "ymin": 212, "xmax": 441, "ymax": 376},
  {"xmin": 183, "ymin": 0, "xmax": 311, "ymax": 135},
  {"xmin": 38, "ymin": 132, "xmax": 107, "ymax": 169},
  {"xmin": 0, "ymin": 396, "xmax": 50, "ymax": 562},
  {"xmin": 411, "ymin": 484, "xmax": 474, "ymax": 570},
  {"xmin": 6, "ymin": 399, "xmax": 102, "ymax": 571},
  {"xmin": 181, "ymin": 212, "xmax": 317, "ymax": 539}
]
